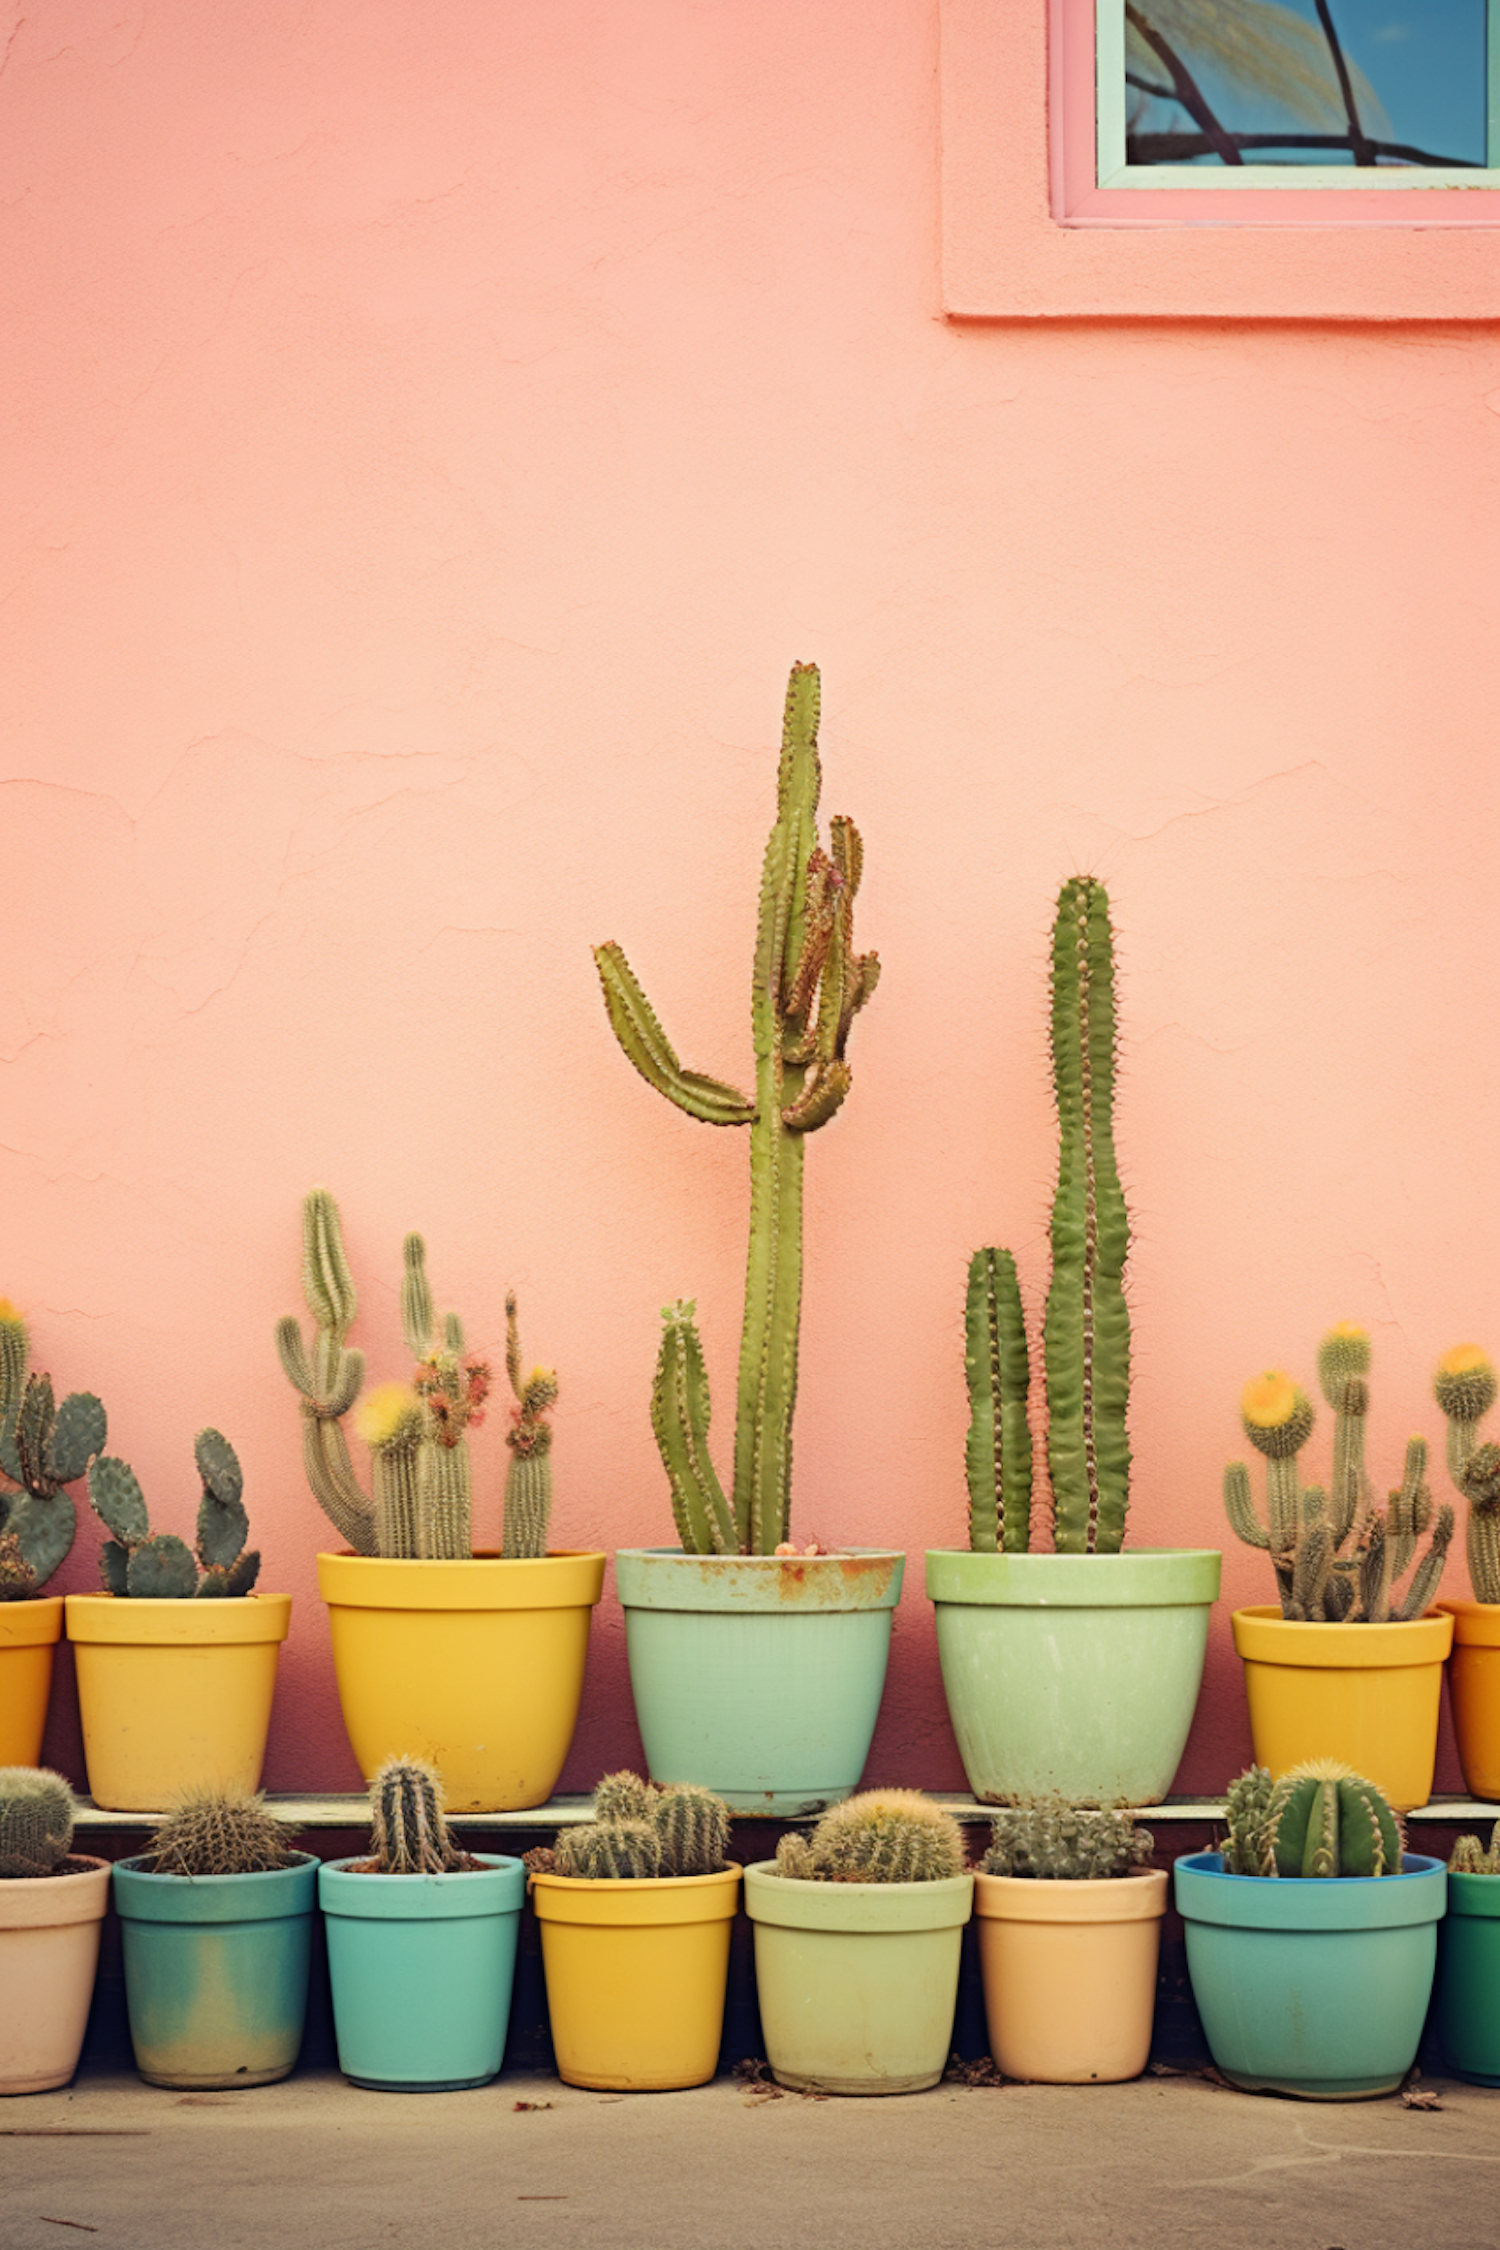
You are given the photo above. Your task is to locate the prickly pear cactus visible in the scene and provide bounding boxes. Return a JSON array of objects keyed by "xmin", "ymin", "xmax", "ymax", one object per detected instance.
[
  {"xmin": 87, "ymin": 1431, "xmax": 258, "ymax": 1598},
  {"xmin": 0, "ymin": 1766, "xmax": 75, "ymax": 1877},
  {"xmin": 0, "ymin": 1302, "xmax": 106, "ymax": 1600}
]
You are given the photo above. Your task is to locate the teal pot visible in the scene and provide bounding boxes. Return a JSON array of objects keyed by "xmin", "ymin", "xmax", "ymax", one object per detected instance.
[
  {"xmin": 112, "ymin": 1854, "xmax": 318, "ymax": 2089},
  {"xmin": 616, "ymin": 1549, "xmax": 904, "ymax": 1814},
  {"xmin": 1436, "ymin": 1869, "xmax": 1500, "ymax": 2085},
  {"xmin": 1175, "ymin": 1851, "xmax": 1446, "ymax": 2100},
  {"xmin": 319, "ymin": 1854, "xmax": 525, "ymax": 2091},
  {"xmin": 925, "ymin": 1549, "xmax": 1221, "ymax": 1805},
  {"xmin": 744, "ymin": 1861, "xmax": 973, "ymax": 2094}
]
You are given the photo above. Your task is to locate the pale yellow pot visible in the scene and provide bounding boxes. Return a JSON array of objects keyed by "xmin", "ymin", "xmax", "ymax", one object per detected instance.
[
  {"xmin": 0, "ymin": 1598, "xmax": 64, "ymax": 1766},
  {"xmin": 318, "ymin": 1551, "xmax": 605, "ymax": 1812},
  {"xmin": 531, "ymin": 1865, "xmax": 741, "ymax": 2090},
  {"xmin": 65, "ymin": 1593, "xmax": 291, "ymax": 1811},
  {"xmin": 1231, "ymin": 1606, "xmax": 1453, "ymax": 1813},
  {"xmin": 0, "ymin": 1857, "xmax": 110, "ymax": 2094},
  {"xmin": 974, "ymin": 1868, "xmax": 1167, "ymax": 2084}
]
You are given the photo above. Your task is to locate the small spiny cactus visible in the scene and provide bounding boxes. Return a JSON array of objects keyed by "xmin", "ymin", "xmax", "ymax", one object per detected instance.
[
  {"xmin": 982, "ymin": 1798, "xmax": 1153, "ymax": 1881},
  {"xmin": 593, "ymin": 1770, "xmax": 655, "ymax": 1825},
  {"xmin": 1218, "ymin": 1761, "xmax": 1403, "ymax": 1880},
  {"xmin": 783, "ymin": 1790, "xmax": 968, "ymax": 1885},
  {"xmin": 1449, "ymin": 1823, "xmax": 1500, "ymax": 1875},
  {"xmin": 1220, "ymin": 1764, "xmax": 1276, "ymax": 1876},
  {"xmin": 553, "ymin": 1819, "xmax": 663, "ymax": 1881},
  {"xmin": 368, "ymin": 1757, "xmax": 464, "ymax": 1874},
  {"xmin": 543, "ymin": 1773, "xmax": 731, "ymax": 1882},
  {"xmin": 501, "ymin": 1294, "xmax": 557, "ymax": 1559},
  {"xmin": 0, "ymin": 1766, "xmax": 75, "ymax": 1878},
  {"xmin": 143, "ymin": 1787, "xmax": 296, "ymax": 1876}
]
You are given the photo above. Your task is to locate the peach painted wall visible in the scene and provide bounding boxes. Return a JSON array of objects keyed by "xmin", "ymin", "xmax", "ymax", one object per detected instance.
[{"xmin": 5, "ymin": 1, "xmax": 1498, "ymax": 1797}]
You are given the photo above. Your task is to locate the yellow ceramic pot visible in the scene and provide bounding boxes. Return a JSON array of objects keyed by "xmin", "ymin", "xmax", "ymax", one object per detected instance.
[
  {"xmin": 1439, "ymin": 1600, "xmax": 1500, "ymax": 1800},
  {"xmin": 1231, "ymin": 1605, "xmax": 1454, "ymax": 1812},
  {"xmin": 0, "ymin": 1597, "xmax": 64, "ymax": 1766},
  {"xmin": 973, "ymin": 1868, "xmax": 1167, "ymax": 2083},
  {"xmin": 65, "ymin": 1593, "xmax": 291, "ymax": 1811},
  {"xmin": 317, "ymin": 1551, "xmax": 605, "ymax": 1812},
  {"xmin": 531, "ymin": 1864, "xmax": 741, "ymax": 2090}
]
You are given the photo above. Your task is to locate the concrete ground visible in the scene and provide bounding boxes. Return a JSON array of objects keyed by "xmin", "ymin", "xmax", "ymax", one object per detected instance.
[{"xmin": 2, "ymin": 2066, "xmax": 1493, "ymax": 2250}]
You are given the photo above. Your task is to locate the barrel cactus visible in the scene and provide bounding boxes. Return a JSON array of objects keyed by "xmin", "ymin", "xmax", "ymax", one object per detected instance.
[
  {"xmin": 548, "ymin": 1772, "xmax": 731, "ymax": 1881},
  {"xmin": 982, "ymin": 1798, "xmax": 1153, "ymax": 1881},
  {"xmin": 0, "ymin": 1301, "xmax": 106, "ymax": 1600},
  {"xmin": 0, "ymin": 1767, "xmax": 75, "ymax": 1878},
  {"xmin": 86, "ymin": 1429, "xmax": 259, "ymax": 1598},
  {"xmin": 1449, "ymin": 1824, "xmax": 1500, "ymax": 1875},
  {"xmin": 773, "ymin": 1790, "xmax": 967, "ymax": 1885},
  {"xmin": 1219, "ymin": 1761, "xmax": 1403, "ymax": 1880},
  {"xmin": 142, "ymin": 1788, "xmax": 296, "ymax": 1876},
  {"xmin": 368, "ymin": 1757, "xmax": 465, "ymax": 1875},
  {"xmin": 554, "ymin": 1819, "xmax": 664, "ymax": 1881}
]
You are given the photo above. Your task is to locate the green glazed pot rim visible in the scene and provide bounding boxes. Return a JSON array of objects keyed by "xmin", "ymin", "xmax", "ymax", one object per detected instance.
[{"xmin": 925, "ymin": 1549, "xmax": 1221, "ymax": 1608}]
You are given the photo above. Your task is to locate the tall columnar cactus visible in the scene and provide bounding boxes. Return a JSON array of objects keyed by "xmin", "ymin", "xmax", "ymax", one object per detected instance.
[
  {"xmin": 0, "ymin": 1766, "xmax": 75, "ymax": 1878},
  {"xmin": 87, "ymin": 1430, "xmax": 260, "ymax": 1598},
  {"xmin": 0, "ymin": 1301, "xmax": 106, "ymax": 1600},
  {"xmin": 775, "ymin": 1790, "xmax": 968, "ymax": 1885},
  {"xmin": 965, "ymin": 880, "xmax": 1130, "ymax": 1555},
  {"xmin": 981, "ymin": 1798, "xmax": 1154, "ymax": 1881},
  {"xmin": 1222, "ymin": 1328, "xmax": 1454, "ymax": 1622},
  {"xmin": 1434, "ymin": 1345, "xmax": 1500, "ymax": 1603},
  {"xmin": 144, "ymin": 1788, "xmax": 295, "ymax": 1876},
  {"xmin": 595, "ymin": 663, "xmax": 879, "ymax": 1556},
  {"xmin": 501, "ymin": 1294, "xmax": 557, "ymax": 1559},
  {"xmin": 368, "ymin": 1757, "xmax": 464, "ymax": 1874}
]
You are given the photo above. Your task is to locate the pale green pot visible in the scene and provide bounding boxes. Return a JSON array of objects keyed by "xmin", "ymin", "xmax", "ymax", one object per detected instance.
[
  {"xmin": 616, "ymin": 1549, "xmax": 903, "ymax": 1814},
  {"xmin": 744, "ymin": 1862, "xmax": 973, "ymax": 2094},
  {"xmin": 925, "ymin": 1550, "xmax": 1221, "ymax": 1805}
]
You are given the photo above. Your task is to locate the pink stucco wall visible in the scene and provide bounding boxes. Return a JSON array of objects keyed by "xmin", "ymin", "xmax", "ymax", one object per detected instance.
[{"xmin": 5, "ymin": 2, "xmax": 1497, "ymax": 1798}]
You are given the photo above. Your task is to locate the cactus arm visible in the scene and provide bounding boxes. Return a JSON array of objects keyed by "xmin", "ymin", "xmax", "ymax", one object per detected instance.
[
  {"xmin": 651, "ymin": 1302, "xmax": 734, "ymax": 1555},
  {"xmin": 1395, "ymin": 1502, "xmax": 1453, "ymax": 1620},
  {"xmin": 1222, "ymin": 1461, "xmax": 1267, "ymax": 1549},
  {"xmin": 594, "ymin": 945, "xmax": 757, "ymax": 1127},
  {"xmin": 302, "ymin": 1187, "xmax": 358, "ymax": 1339},
  {"xmin": 401, "ymin": 1234, "xmax": 434, "ymax": 1359},
  {"xmin": 965, "ymin": 1249, "xmax": 1033, "ymax": 1554},
  {"xmin": 0, "ymin": 1492, "xmax": 77, "ymax": 1595},
  {"xmin": 300, "ymin": 1414, "xmax": 378, "ymax": 1554}
]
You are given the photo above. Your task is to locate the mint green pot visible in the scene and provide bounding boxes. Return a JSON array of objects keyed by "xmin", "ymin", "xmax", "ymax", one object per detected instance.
[
  {"xmin": 1436, "ymin": 1869, "xmax": 1500, "ymax": 2085},
  {"xmin": 616, "ymin": 1550, "xmax": 904, "ymax": 1814},
  {"xmin": 1176, "ymin": 1851, "xmax": 1446, "ymax": 2100},
  {"xmin": 925, "ymin": 1550, "xmax": 1220, "ymax": 1805},
  {"xmin": 112, "ymin": 1854, "xmax": 317, "ymax": 2089},
  {"xmin": 319, "ymin": 1854, "xmax": 525, "ymax": 2091}
]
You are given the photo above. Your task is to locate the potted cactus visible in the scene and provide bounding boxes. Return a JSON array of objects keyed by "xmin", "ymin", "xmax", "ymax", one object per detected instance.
[
  {"xmin": 1433, "ymin": 1346, "xmax": 1500, "ymax": 1797},
  {"xmin": 1223, "ymin": 1328, "xmax": 1473, "ymax": 1810},
  {"xmin": 1435, "ymin": 1823, "xmax": 1500, "ymax": 2085},
  {"xmin": 319, "ymin": 1757, "xmax": 526, "ymax": 2089},
  {"xmin": 279, "ymin": 1190, "xmax": 605, "ymax": 1810},
  {"xmin": 525, "ymin": 1772, "xmax": 739, "ymax": 2090},
  {"xmin": 63, "ymin": 1429, "xmax": 291, "ymax": 1811},
  {"xmin": 972, "ymin": 1800, "xmax": 1165, "ymax": 2084},
  {"xmin": 112, "ymin": 1788, "xmax": 317, "ymax": 2087},
  {"xmin": 0, "ymin": 1769, "xmax": 110, "ymax": 2095},
  {"xmin": 743, "ymin": 1791, "xmax": 973, "ymax": 2094},
  {"xmin": 0, "ymin": 1301, "xmax": 106, "ymax": 1764},
  {"xmin": 595, "ymin": 663, "xmax": 900, "ymax": 1812},
  {"xmin": 1175, "ymin": 1761, "xmax": 1446, "ymax": 2099},
  {"xmin": 926, "ymin": 879, "xmax": 1220, "ymax": 1806}
]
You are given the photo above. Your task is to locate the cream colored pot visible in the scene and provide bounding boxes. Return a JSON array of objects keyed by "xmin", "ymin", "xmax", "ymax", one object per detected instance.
[
  {"xmin": 0, "ymin": 1857, "xmax": 111, "ymax": 2095},
  {"xmin": 973, "ymin": 1866, "xmax": 1167, "ymax": 2083}
]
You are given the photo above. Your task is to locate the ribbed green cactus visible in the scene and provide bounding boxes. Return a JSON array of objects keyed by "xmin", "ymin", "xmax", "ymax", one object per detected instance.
[
  {"xmin": 1219, "ymin": 1764, "xmax": 1276, "ymax": 1876},
  {"xmin": 0, "ymin": 1766, "xmax": 75, "ymax": 1878},
  {"xmin": 87, "ymin": 1431, "xmax": 259, "ymax": 1598},
  {"xmin": 1434, "ymin": 1346, "xmax": 1500, "ymax": 1604},
  {"xmin": 964, "ymin": 1250, "xmax": 1033, "ymax": 1553},
  {"xmin": 776, "ymin": 1790, "xmax": 968, "ymax": 1885},
  {"xmin": 1218, "ymin": 1761, "xmax": 1402, "ymax": 1879},
  {"xmin": 277, "ymin": 1192, "xmax": 493, "ymax": 1560},
  {"xmin": 1457, "ymin": 1444, "xmax": 1500, "ymax": 1607},
  {"xmin": 554, "ymin": 1819, "xmax": 664, "ymax": 1880},
  {"xmin": 593, "ymin": 1770, "xmax": 655, "ymax": 1825},
  {"xmin": 368, "ymin": 1757, "xmax": 464, "ymax": 1874},
  {"xmin": 1449, "ymin": 1823, "xmax": 1500, "ymax": 1875},
  {"xmin": 143, "ymin": 1788, "xmax": 295, "ymax": 1876},
  {"xmin": 0, "ymin": 1301, "xmax": 106, "ymax": 1600},
  {"xmin": 501, "ymin": 1293, "xmax": 557, "ymax": 1559},
  {"xmin": 595, "ymin": 663, "xmax": 879, "ymax": 1555},
  {"xmin": 1223, "ymin": 1330, "xmax": 1454, "ymax": 1622},
  {"xmin": 981, "ymin": 1799, "xmax": 1153, "ymax": 1881},
  {"xmin": 654, "ymin": 1783, "xmax": 731, "ymax": 1878},
  {"xmin": 547, "ymin": 1773, "xmax": 731, "ymax": 1881}
]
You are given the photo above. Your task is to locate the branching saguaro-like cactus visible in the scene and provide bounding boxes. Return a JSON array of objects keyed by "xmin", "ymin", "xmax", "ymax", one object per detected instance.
[
  {"xmin": 982, "ymin": 1799, "xmax": 1153, "ymax": 1881},
  {"xmin": 773, "ymin": 1790, "xmax": 967, "ymax": 1885},
  {"xmin": 595, "ymin": 663, "xmax": 880, "ymax": 1555},
  {"xmin": 545, "ymin": 1771, "xmax": 731, "ymax": 1881},
  {"xmin": 1223, "ymin": 1327, "xmax": 1455, "ymax": 1622},
  {"xmin": 501, "ymin": 1293, "xmax": 557, "ymax": 1559},
  {"xmin": 0, "ymin": 1301, "xmax": 106, "ymax": 1600},
  {"xmin": 143, "ymin": 1788, "xmax": 296, "ymax": 1876},
  {"xmin": 0, "ymin": 1766, "xmax": 75, "ymax": 1878},
  {"xmin": 965, "ymin": 880, "xmax": 1130, "ymax": 1555},
  {"xmin": 1220, "ymin": 1760, "xmax": 1403, "ymax": 1880},
  {"xmin": 369, "ymin": 1757, "xmax": 465, "ymax": 1874},
  {"xmin": 87, "ymin": 1430, "xmax": 260, "ymax": 1598},
  {"xmin": 1434, "ymin": 1345, "xmax": 1500, "ymax": 1604}
]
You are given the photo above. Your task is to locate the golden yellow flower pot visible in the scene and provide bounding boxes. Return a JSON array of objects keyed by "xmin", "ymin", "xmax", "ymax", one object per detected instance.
[
  {"xmin": 531, "ymin": 1864, "xmax": 741, "ymax": 2090},
  {"xmin": 973, "ymin": 1868, "xmax": 1167, "ymax": 2083},
  {"xmin": 1439, "ymin": 1599, "xmax": 1500, "ymax": 1801},
  {"xmin": 0, "ymin": 1597, "xmax": 64, "ymax": 1766},
  {"xmin": 65, "ymin": 1593, "xmax": 291, "ymax": 1811},
  {"xmin": 1231, "ymin": 1605, "xmax": 1453, "ymax": 1812},
  {"xmin": 317, "ymin": 1551, "xmax": 605, "ymax": 1812}
]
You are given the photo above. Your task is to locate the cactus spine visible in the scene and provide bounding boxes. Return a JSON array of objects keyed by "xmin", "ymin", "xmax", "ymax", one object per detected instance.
[
  {"xmin": 981, "ymin": 1799, "xmax": 1153, "ymax": 1881},
  {"xmin": 596, "ymin": 663, "xmax": 879, "ymax": 1555},
  {"xmin": 774, "ymin": 1790, "xmax": 967, "ymax": 1885},
  {"xmin": 0, "ymin": 1767, "xmax": 75, "ymax": 1878},
  {"xmin": 0, "ymin": 1302, "xmax": 106, "ymax": 1600},
  {"xmin": 368, "ymin": 1757, "xmax": 464, "ymax": 1874},
  {"xmin": 1218, "ymin": 1761, "xmax": 1402, "ymax": 1879},
  {"xmin": 547, "ymin": 1772, "xmax": 731, "ymax": 1881},
  {"xmin": 1434, "ymin": 1346, "xmax": 1500, "ymax": 1603},
  {"xmin": 143, "ymin": 1788, "xmax": 295, "ymax": 1876},
  {"xmin": 87, "ymin": 1430, "xmax": 259, "ymax": 1598},
  {"xmin": 554, "ymin": 1820, "xmax": 663, "ymax": 1881},
  {"xmin": 1219, "ymin": 1764, "xmax": 1275, "ymax": 1877},
  {"xmin": 964, "ymin": 1250, "xmax": 1032, "ymax": 1552},
  {"xmin": 501, "ymin": 1293, "xmax": 557, "ymax": 1559}
]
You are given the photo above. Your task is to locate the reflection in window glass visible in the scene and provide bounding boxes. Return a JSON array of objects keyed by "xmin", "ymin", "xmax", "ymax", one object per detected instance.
[{"xmin": 1123, "ymin": 1, "xmax": 1489, "ymax": 167}]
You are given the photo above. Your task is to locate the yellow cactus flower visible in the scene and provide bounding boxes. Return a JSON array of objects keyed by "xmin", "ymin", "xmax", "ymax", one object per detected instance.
[
  {"xmin": 1435, "ymin": 1343, "xmax": 1498, "ymax": 1425},
  {"xmin": 1439, "ymin": 1343, "xmax": 1492, "ymax": 1381},
  {"xmin": 355, "ymin": 1382, "xmax": 423, "ymax": 1450},
  {"xmin": 0, "ymin": 1297, "xmax": 24, "ymax": 1328},
  {"xmin": 1241, "ymin": 1371, "xmax": 1315, "ymax": 1460}
]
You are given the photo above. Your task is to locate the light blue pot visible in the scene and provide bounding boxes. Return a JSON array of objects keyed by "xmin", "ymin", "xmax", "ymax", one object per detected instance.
[
  {"xmin": 319, "ymin": 1854, "xmax": 525, "ymax": 2091},
  {"xmin": 1175, "ymin": 1850, "xmax": 1446, "ymax": 2100},
  {"xmin": 1436, "ymin": 1868, "xmax": 1500, "ymax": 2085},
  {"xmin": 616, "ymin": 1549, "xmax": 904, "ymax": 1814},
  {"xmin": 112, "ymin": 1854, "xmax": 318, "ymax": 2089}
]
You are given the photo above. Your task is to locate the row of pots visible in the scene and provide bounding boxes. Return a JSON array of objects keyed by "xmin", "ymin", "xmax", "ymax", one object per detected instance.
[
  {"xmin": 4, "ymin": 1549, "xmax": 1499, "ymax": 1816},
  {"xmin": 8, "ymin": 1840, "xmax": 1500, "ymax": 2103}
]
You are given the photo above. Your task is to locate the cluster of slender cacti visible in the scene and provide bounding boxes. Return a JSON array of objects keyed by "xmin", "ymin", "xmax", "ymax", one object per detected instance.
[
  {"xmin": 142, "ymin": 1787, "xmax": 296, "ymax": 1876},
  {"xmin": 0, "ymin": 1766, "xmax": 76, "ymax": 1878},
  {"xmin": 85, "ymin": 1430, "xmax": 259, "ymax": 1599},
  {"xmin": 532, "ymin": 1771, "xmax": 732, "ymax": 1881},
  {"xmin": 981, "ymin": 1799, "xmax": 1153, "ymax": 1881},
  {"xmin": 1222, "ymin": 1326, "xmax": 1458, "ymax": 1622},
  {"xmin": 773, "ymin": 1790, "xmax": 967, "ymax": 1885},
  {"xmin": 367, "ymin": 1757, "xmax": 468, "ymax": 1875},
  {"xmin": 1450, "ymin": 1823, "xmax": 1500, "ymax": 1875},
  {"xmin": 0, "ymin": 1303, "xmax": 106, "ymax": 1601},
  {"xmin": 1435, "ymin": 1346, "xmax": 1500, "ymax": 1604},
  {"xmin": 595, "ymin": 663, "xmax": 879, "ymax": 1557},
  {"xmin": 965, "ymin": 879, "xmax": 1131, "ymax": 1557},
  {"xmin": 1219, "ymin": 1761, "xmax": 1403, "ymax": 1879}
]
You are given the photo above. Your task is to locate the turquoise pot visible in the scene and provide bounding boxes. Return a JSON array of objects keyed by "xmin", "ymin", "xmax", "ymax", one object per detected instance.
[
  {"xmin": 925, "ymin": 1550, "xmax": 1220, "ymax": 1805},
  {"xmin": 319, "ymin": 1854, "xmax": 525, "ymax": 2091},
  {"xmin": 112, "ymin": 1854, "xmax": 318, "ymax": 2089},
  {"xmin": 1437, "ymin": 1869, "xmax": 1500, "ymax": 2085},
  {"xmin": 1175, "ymin": 1850, "xmax": 1446, "ymax": 2100},
  {"xmin": 616, "ymin": 1549, "xmax": 904, "ymax": 1815}
]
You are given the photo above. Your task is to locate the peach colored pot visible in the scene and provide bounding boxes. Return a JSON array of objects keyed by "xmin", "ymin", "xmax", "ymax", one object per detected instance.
[
  {"xmin": 0, "ymin": 1597, "xmax": 64, "ymax": 1766},
  {"xmin": 973, "ymin": 1867, "xmax": 1168, "ymax": 2084},
  {"xmin": 0, "ymin": 1856, "xmax": 110, "ymax": 2095},
  {"xmin": 1439, "ymin": 1601, "xmax": 1500, "ymax": 1801}
]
